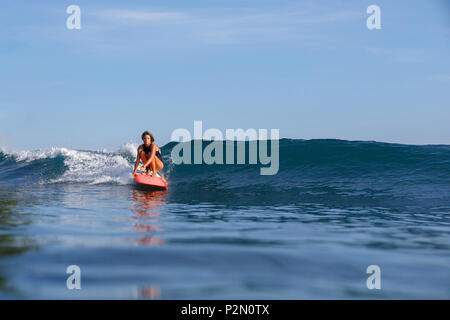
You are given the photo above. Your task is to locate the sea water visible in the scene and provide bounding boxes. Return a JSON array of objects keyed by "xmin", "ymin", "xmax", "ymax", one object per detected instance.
[{"xmin": 0, "ymin": 139, "xmax": 449, "ymax": 299}]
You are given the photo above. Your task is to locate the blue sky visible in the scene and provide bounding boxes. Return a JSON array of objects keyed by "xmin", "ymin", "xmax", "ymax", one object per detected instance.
[{"xmin": 0, "ymin": 0, "xmax": 449, "ymax": 150}]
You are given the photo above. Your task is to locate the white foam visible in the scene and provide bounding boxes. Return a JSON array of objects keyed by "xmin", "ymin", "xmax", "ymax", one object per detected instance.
[
  {"xmin": 116, "ymin": 142, "xmax": 140, "ymax": 159},
  {"xmin": 2, "ymin": 147, "xmax": 69, "ymax": 162},
  {"xmin": 52, "ymin": 148, "xmax": 135, "ymax": 185},
  {"xmin": 3, "ymin": 144, "xmax": 140, "ymax": 185}
]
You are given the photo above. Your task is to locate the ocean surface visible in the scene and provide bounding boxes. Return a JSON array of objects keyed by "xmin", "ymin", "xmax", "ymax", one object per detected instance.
[{"xmin": 0, "ymin": 139, "xmax": 449, "ymax": 299}]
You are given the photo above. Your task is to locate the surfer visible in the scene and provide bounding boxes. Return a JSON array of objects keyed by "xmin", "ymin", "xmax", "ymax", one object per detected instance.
[{"xmin": 133, "ymin": 131, "xmax": 164, "ymax": 176}]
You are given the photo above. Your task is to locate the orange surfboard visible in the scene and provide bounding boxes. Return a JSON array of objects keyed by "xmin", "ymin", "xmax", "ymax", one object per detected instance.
[{"xmin": 134, "ymin": 172, "xmax": 168, "ymax": 189}]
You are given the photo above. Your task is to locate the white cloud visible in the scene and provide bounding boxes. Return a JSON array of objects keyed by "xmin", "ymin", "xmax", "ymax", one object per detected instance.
[
  {"xmin": 2, "ymin": 5, "xmax": 361, "ymax": 58},
  {"xmin": 96, "ymin": 10, "xmax": 188, "ymax": 23},
  {"xmin": 92, "ymin": 6, "xmax": 359, "ymax": 42},
  {"xmin": 182, "ymin": 8, "xmax": 359, "ymax": 45},
  {"xmin": 95, "ymin": 7, "xmax": 358, "ymax": 27},
  {"xmin": 365, "ymin": 46, "xmax": 427, "ymax": 63}
]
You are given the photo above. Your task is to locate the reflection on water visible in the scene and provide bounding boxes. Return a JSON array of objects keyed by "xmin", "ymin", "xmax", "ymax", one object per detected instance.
[
  {"xmin": 132, "ymin": 190, "xmax": 167, "ymax": 215},
  {"xmin": 137, "ymin": 285, "xmax": 161, "ymax": 299},
  {"xmin": 131, "ymin": 190, "xmax": 167, "ymax": 298},
  {"xmin": 0, "ymin": 188, "xmax": 35, "ymax": 295},
  {"xmin": 131, "ymin": 190, "xmax": 167, "ymax": 246}
]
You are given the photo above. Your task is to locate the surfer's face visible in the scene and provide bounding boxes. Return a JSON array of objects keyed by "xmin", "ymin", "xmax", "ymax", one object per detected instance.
[{"xmin": 142, "ymin": 135, "xmax": 152, "ymax": 146}]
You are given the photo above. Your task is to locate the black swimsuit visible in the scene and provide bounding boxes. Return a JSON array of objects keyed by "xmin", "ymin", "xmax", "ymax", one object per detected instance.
[{"xmin": 142, "ymin": 144, "xmax": 162, "ymax": 161}]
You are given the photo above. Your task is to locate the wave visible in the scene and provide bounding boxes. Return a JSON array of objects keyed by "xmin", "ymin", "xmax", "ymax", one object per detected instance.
[
  {"xmin": 1, "ymin": 139, "xmax": 449, "ymax": 199},
  {"xmin": 0, "ymin": 144, "xmax": 139, "ymax": 186},
  {"xmin": 161, "ymin": 139, "xmax": 450, "ymax": 206}
]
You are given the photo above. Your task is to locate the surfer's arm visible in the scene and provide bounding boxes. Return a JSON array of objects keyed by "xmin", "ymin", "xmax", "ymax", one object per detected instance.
[{"xmin": 133, "ymin": 147, "xmax": 142, "ymax": 174}]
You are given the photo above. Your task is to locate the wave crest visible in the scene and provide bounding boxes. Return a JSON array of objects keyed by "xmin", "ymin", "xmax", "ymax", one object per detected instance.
[
  {"xmin": 0, "ymin": 145, "xmax": 137, "ymax": 185},
  {"xmin": 1, "ymin": 139, "xmax": 449, "ymax": 190}
]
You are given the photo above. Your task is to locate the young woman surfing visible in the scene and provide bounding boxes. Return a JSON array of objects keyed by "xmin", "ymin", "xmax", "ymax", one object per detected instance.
[{"xmin": 133, "ymin": 131, "xmax": 164, "ymax": 176}]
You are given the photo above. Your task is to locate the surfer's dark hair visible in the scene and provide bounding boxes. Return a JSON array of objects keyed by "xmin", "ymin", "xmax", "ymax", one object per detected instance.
[{"xmin": 141, "ymin": 131, "xmax": 154, "ymax": 142}]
